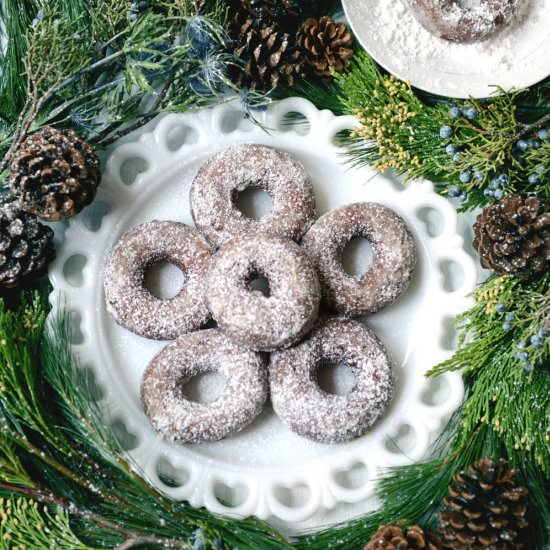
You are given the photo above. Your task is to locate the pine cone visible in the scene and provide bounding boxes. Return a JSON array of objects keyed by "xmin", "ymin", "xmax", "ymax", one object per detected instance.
[
  {"xmin": 237, "ymin": 0, "xmax": 302, "ymax": 21},
  {"xmin": 0, "ymin": 195, "xmax": 55, "ymax": 288},
  {"xmin": 440, "ymin": 458, "xmax": 529, "ymax": 550},
  {"xmin": 232, "ymin": 17, "xmax": 301, "ymax": 91},
  {"xmin": 365, "ymin": 524, "xmax": 443, "ymax": 550},
  {"xmin": 472, "ymin": 194, "xmax": 550, "ymax": 278},
  {"xmin": 297, "ymin": 16, "xmax": 353, "ymax": 78},
  {"xmin": 10, "ymin": 127, "xmax": 101, "ymax": 222}
]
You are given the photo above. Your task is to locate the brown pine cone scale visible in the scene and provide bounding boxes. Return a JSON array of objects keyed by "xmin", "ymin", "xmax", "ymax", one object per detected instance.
[
  {"xmin": 440, "ymin": 458, "xmax": 529, "ymax": 550},
  {"xmin": 10, "ymin": 127, "xmax": 101, "ymax": 222},
  {"xmin": 472, "ymin": 194, "xmax": 550, "ymax": 278},
  {"xmin": 0, "ymin": 195, "xmax": 55, "ymax": 288},
  {"xmin": 297, "ymin": 16, "xmax": 354, "ymax": 78},
  {"xmin": 237, "ymin": 0, "xmax": 302, "ymax": 20},
  {"xmin": 365, "ymin": 523, "xmax": 443, "ymax": 550},
  {"xmin": 232, "ymin": 18, "xmax": 301, "ymax": 91}
]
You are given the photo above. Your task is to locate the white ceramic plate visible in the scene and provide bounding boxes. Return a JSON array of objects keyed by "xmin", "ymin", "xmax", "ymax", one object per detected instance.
[
  {"xmin": 342, "ymin": 0, "xmax": 550, "ymax": 98},
  {"xmin": 48, "ymin": 98, "xmax": 476, "ymax": 524}
]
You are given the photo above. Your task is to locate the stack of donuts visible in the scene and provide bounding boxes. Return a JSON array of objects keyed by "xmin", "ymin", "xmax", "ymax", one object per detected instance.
[{"xmin": 104, "ymin": 145, "xmax": 417, "ymax": 445}]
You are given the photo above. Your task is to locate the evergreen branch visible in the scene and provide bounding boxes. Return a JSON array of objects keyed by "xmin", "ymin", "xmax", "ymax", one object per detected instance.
[
  {"xmin": 0, "ymin": 0, "xmax": 39, "ymax": 121},
  {"xmin": 0, "ymin": 494, "xmax": 95, "ymax": 550},
  {"xmin": 427, "ymin": 274, "xmax": 550, "ymax": 477},
  {"xmin": 0, "ymin": 1, "xmax": 238, "ymax": 170},
  {"xmin": 0, "ymin": 289, "xmax": 292, "ymax": 549},
  {"xmin": 517, "ymin": 112, "xmax": 550, "ymax": 139},
  {"xmin": 295, "ymin": 274, "xmax": 549, "ymax": 548},
  {"xmin": 293, "ymin": 51, "xmax": 550, "ymax": 211},
  {"xmin": 296, "ymin": 414, "xmax": 549, "ymax": 549},
  {"xmin": 0, "ymin": 482, "xmax": 190, "ymax": 549}
]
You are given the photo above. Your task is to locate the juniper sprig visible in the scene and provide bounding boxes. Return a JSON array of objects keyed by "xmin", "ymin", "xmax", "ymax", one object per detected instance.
[
  {"xmin": 288, "ymin": 51, "xmax": 550, "ymax": 211},
  {"xmin": 428, "ymin": 274, "xmax": 550, "ymax": 476}
]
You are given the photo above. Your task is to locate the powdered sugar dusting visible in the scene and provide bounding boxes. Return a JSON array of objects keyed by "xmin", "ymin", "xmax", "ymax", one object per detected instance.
[
  {"xmin": 104, "ymin": 220, "xmax": 213, "ymax": 340},
  {"xmin": 207, "ymin": 233, "xmax": 321, "ymax": 351},
  {"xmin": 190, "ymin": 144, "xmax": 316, "ymax": 247},
  {"xmin": 353, "ymin": 0, "xmax": 550, "ymax": 88},
  {"xmin": 270, "ymin": 318, "xmax": 395, "ymax": 444},
  {"xmin": 409, "ymin": 0, "xmax": 519, "ymax": 43},
  {"xmin": 141, "ymin": 329, "xmax": 268, "ymax": 443},
  {"xmin": 302, "ymin": 203, "xmax": 416, "ymax": 317}
]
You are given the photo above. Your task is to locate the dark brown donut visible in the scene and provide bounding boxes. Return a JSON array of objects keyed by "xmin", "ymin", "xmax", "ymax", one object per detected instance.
[
  {"xmin": 190, "ymin": 145, "xmax": 316, "ymax": 247},
  {"xmin": 207, "ymin": 233, "xmax": 320, "ymax": 352},
  {"xmin": 104, "ymin": 220, "xmax": 213, "ymax": 340},
  {"xmin": 302, "ymin": 202, "xmax": 416, "ymax": 317},
  {"xmin": 408, "ymin": 0, "xmax": 518, "ymax": 43},
  {"xmin": 270, "ymin": 317, "xmax": 394, "ymax": 444},
  {"xmin": 141, "ymin": 329, "xmax": 268, "ymax": 443}
]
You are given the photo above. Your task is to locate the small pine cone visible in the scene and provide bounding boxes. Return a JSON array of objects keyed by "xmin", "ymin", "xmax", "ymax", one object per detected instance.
[
  {"xmin": 10, "ymin": 127, "xmax": 101, "ymax": 222},
  {"xmin": 232, "ymin": 18, "xmax": 301, "ymax": 91},
  {"xmin": 472, "ymin": 194, "xmax": 550, "ymax": 278},
  {"xmin": 0, "ymin": 195, "xmax": 55, "ymax": 288},
  {"xmin": 297, "ymin": 16, "xmax": 353, "ymax": 78},
  {"xmin": 238, "ymin": 0, "xmax": 302, "ymax": 20},
  {"xmin": 365, "ymin": 523, "xmax": 443, "ymax": 550},
  {"xmin": 440, "ymin": 458, "xmax": 529, "ymax": 550}
]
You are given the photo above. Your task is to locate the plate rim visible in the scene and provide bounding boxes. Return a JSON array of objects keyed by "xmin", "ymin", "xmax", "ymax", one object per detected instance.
[{"xmin": 342, "ymin": 0, "xmax": 550, "ymax": 99}]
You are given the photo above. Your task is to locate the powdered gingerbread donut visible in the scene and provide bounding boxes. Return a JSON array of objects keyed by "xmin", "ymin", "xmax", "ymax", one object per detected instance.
[
  {"xmin": 270, "ymin": 317, "xmax": 394, "ymax": 444},
  {"xmin": 104, "ymin": 220, "xmax": 213, "ymax": 340},
  {"xmin": 302, "ymin": 202, "xmax": 416, "ymax": 317},
  {"xmin": 141, "ymin": 329, "xmax": 268, "ymax": 443},
  {"xmin": 190, "ymin": 144, "xmax": 315, "ymax": 247},
  {"xmin": 408, "ymin": 0, "xmax": 518, "ymax": 43},
  {"xmin": 207, "ymin": 233, "xmax": 320, "ymax": 352}
]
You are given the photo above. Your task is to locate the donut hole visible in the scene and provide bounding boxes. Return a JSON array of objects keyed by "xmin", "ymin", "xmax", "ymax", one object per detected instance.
[
  {"xmin": 235, "ymin": 187, "xmax": 273, "ymax": 220},
  {"xmin": 143, "ymin": 261, "xmax": 186, "ymax": 300},
  {"xmin": 341, "ymin": 237, "xmax": 374, "ymax": 278},
  {"xmin": 247, "ymin": 273, "xmax": 271, "ymax": 298},
  {"xmin": 156, "ymin": 456, "xmax": 190, "ymax": 488},
  {"xmin": 317, "ymin": 361, "xmax": 356, "ymax": 396},
  {"xmin": 201, "ymin": 318, "xmax": 219, "ymax": 329},
  {"xmin": 180, "ymin": 371, "xmax": 226, "ymax": 404}
]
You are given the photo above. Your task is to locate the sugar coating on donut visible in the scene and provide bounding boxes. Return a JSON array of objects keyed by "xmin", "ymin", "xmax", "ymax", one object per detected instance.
[
  {"xmin": 104, "ymin": 220, "xmax": 213, "ymax": 340},
  {"xmin": 207, "ymin": 233, "xmax": 320, "ymax": 351},
  {"xmin": 302, "ymin": 202, "xmax": 416, "ymax": 317},
  {"xmin": 141, "ymin": 329, "xmax": 268, "ymax": 443},
  {"xmin": 270, "ymin": 317, "xmax": 394, "ymax": 444},
  {"xmin": 190, "ymin": 144, "xmax": 316, "ymax": 247},
  {"xmin": 408, "ymin": 0, "xmax": 519, "ymax": 43}
]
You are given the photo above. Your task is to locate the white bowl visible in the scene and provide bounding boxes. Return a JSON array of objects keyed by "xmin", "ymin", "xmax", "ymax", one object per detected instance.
[{"xmin": 342, "ymin": 0, "xmax": 550, "ymax": 98}]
